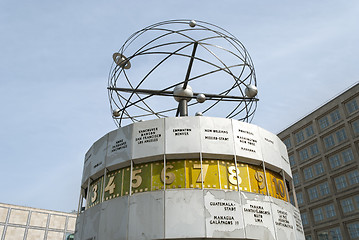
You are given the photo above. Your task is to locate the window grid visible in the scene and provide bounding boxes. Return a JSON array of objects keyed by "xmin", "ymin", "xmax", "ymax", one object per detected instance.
[
  {"xmin": 329, "ymin": 154, "xmax": 341, "ymax": 169},
  {"xmin": 336, "ymin": 129, "xmax": 347, "ymax": 143},
  {"xmin": 346, "ymin": 99, "xmax": 359, "ymax": 114},
  {"xmin": 304, "ymin": 167, "xmax": 314, "ymax": 180},
  {"xmin": 335, "ymin": 175, "xmax": 348, "ymax": 190},
  {"xmin": 353, "ymin": 119, "xmax": 359, "ymax": 135},
  {"xmin": 283, "ymin": 138, "xmax": 292, "ymax": 149},
  {"xmin": 341, "ymin": 198, "xmax": 355, "ymax": 213},
  {"xmin": 318, "ymin": 182, "xmax": 330, "ymax": 196},
  {"xmin": 301, "ymin": 212, "xmax": 309, "ymax": 225},
  {"xmin": 297, "ymin": 192, "xmax": 304, "ymax": 205},
  {"xmin": 306, "ymin": 125, "xmax": 315, "ymax": 137},
  {"xmin": 308, "ymin": 187, "xmax": 319, "ymax": 201},
  {"xmin": 313, "ymin": 208, "xmax": 324, "ymax": 222},
  {"xmin": 299, "ymin": 149, "xmax": 310, "ymax": 161},
  {"xmin": 296, "ymin": 131, "xmax": 305, "ymax": 144},
  {"xmin": 342, "ymin": 148, "xmax": 354, "ymax": 163},
  {"xmin": 324, "ymin": 135, "xmax": 335, "ymax": 149},
  {"xmin": 348, "ymin": 170, "xmax": 359, "ymax": 185},
  {"xmin": 347, "ymin": 222, "xmax": 359, "ymax": 239},
  {"xmin": 293, "ymin": 173, "xmax": 300, "ymax": 186},
  {"xmin": 319, "ymin": 116, "xmax": 330, "ymax": 129},
  {"xmin": 314, "ymin": 162, "xmax": 325, "ymax": 175},
  {"xmin": 330, "ymin": 110, "xmax": 341, "ymax": 123},
  {"xmin": 310, "ymin": 143, "xmax": 319, "ymax": 156},
  {"xmin": 324, "ymin": 204, "xmax": 336, "ymax": 218},
  {"xmin": 289, "ymin": 155, "xmax": 295, "ymax": 167}
]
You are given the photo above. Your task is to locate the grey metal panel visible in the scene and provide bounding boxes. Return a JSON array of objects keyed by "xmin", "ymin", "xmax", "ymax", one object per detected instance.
[
  {"xmin": 240, "ymin": 191, "xmax": 276, "ymax": 240},
  {"xmin": 74, "ymin": 213, "xmax": 84, "ymax": 240},
  {"xmin": 132, "ymin": 119, "xmax": 165, "ymax": 162},
  {"xmin": 292, "ymin": 207, "xmax": 305, "ymax": 240},
  {"xmin": 270, "ymin": 197, "xmax": 296, "ymax": 240},
  {"xmin": 165, "ymin": 116, "xmax": 201, "ymax": 157},
  {"xmin": 128, "ymin": 191, "xmax": 164, "ymax": 240},
  {"xmin": 106, "ymin": 125, "xmax": 133, "ymax": 170},
  {"xmin": 98, "ymin": 196, "xmax": 129, "ymax": 240},
  {"xmin": 204, "ymin": 189, "xmax": 245, "ymax": 238},
  {"xmin": 165, "ymin": 189, "xmax": 205, "ymax": 238},
  {"xmin": 81, "ymin": 204, "xmax": 101, "ymax": 240},
  {"xmin": 200, "ymin": 117, "xmax": 234, "ymax": 158},
  {"xmin": 277, "ymin": 138, "xmax": 292, "ymax": 179},
  {"xmin": 258, "ymin": 127, "xmax": 282, "ymax": 172},
  {"xmin": 232, "ymin": 120, "xmax": 263, "ymax": 164},
  {"xmin": 82, "ymin": 134, "xmax": 108, "ymax": 185}
]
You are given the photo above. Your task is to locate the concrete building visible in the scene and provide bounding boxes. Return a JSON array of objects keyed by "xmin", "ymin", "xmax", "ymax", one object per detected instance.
[
  {"xmin": 278, "ymin": 82, "xmax": 359, "ymax": 240},
  {"xmin": 0, "ymin": 202, "xmax": 76, "ymax": 240}
]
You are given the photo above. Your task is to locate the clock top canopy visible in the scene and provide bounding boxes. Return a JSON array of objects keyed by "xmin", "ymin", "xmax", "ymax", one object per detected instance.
[{"xmin": 108, "ymin": 19, "xmax": 258, "ymax": 127}]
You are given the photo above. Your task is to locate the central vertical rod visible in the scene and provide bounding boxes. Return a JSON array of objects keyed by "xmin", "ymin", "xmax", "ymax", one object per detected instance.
[{"xmin": 179, "ymin": 99, "xmax": 188, "ymax": 116}]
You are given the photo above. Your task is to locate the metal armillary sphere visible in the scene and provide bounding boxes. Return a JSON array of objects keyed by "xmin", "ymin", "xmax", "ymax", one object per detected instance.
[{"xmin": 108, "ymin": 19, "xmax": 258, "ymax": 127}]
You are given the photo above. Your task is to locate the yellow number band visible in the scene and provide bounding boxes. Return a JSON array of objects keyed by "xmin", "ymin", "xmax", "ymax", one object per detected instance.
[{"xmin": 87, "ymin": 159, "xmax": 287, "ymax": 208}]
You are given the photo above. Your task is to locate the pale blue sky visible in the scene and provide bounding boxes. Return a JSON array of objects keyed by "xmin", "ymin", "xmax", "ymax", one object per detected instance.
[{"xmin": 1, "ymin": 1, "xmax": 358, "ymax": 212}]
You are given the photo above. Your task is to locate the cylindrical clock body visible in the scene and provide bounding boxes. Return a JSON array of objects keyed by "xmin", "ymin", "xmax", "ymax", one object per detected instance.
[{"xmin": 74, "ymin": 117, "xmax": 304, "ymax": 240}]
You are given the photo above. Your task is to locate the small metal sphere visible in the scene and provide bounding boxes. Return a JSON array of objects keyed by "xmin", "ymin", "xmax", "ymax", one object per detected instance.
[
  {"xmin": 195, "ymin": 112, "xmax": 203, "ymax": 116},
  {"xmin": 173, "ymin": 84, "xmax": 193, "ymax": 102},
  {"xmin": 245, "ymin": 84, "xmax": 258, "ymax": 98},
  {"xmin": 113, "ymin": 109, "xmax": 121, "ymax": 117},
  {"xmin": 189, "ymin": 20, "xmax": 196, "ymax": 27},
  {"xmin": 196, "ymin": 93, "xmax": 206, "ymax": 103}
]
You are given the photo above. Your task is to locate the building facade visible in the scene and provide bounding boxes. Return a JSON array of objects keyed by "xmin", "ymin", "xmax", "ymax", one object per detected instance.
[
  {"xmin": 0, "ymin": 203, "xmax": 76, "ymax": 240},
  {"xmin": 278, "ymin": 82, "xmax": 359, "ymax": 240}
]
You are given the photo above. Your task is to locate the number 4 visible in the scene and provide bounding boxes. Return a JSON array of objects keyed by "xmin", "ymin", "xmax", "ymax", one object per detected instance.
[{"xmin": 104, "ymin": 176, "xmax": 116, "ymax": 194}]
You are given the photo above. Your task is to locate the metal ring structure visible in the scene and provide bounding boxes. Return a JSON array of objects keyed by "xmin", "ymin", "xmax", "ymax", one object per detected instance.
[{"xmin": 108, "ymin": 19, "xmax": 258, "ymax": 127}]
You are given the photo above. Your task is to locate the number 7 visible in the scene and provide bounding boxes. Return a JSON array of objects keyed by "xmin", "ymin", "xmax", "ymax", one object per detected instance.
[{"xmin": 193, "ymin": 164, "xmax": 209, "ymax": 183}]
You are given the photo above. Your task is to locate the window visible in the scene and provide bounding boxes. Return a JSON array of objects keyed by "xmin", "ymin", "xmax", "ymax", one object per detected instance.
[
  {"xmin": 305, "ymin": 235, "xmax": 312, "ymax": 240},
  {"xmin": 329, "ymin": 154, "xmax": 341, "ymax": 169},
  {"xmin": 296, "ymin": 131, "xmax": 305, "ymax": 144},
  {"xmin": 293, "ymin": 173, "xmax": 300, "ymax": 186},
  {"xmin": 318, "ymin": 182, "xmax": 330, "ymax": 196},
  {"xmin": 341, "ymin": 198, "xmax": 355, "ymax": 213},
  {"xmin": 324, "ymin": 135, "xmax": 335, "ymax": 149},
  {"xmin": 301, "ymin": 212, "xmax": 309, "ymax": 225},
  {"xmin": 330, "ymin": 110, "xmax": 341, "ymax": 123},
  {"xmin": 342, "ymin": 148, "xmax": 354, "ymax": 163},
  {"xmin": 335, "ymin": 175, "xmax": 348, "ymax": 190},
  {"xmin": 319, "ymin": 116, "xmax": 330, "ymax": 129},
  {"xmin": 297, "ymin": 192, "xmax": 304, "ymax": 205},
  {"xmin": 346, "ymin": 99, "xmax": 359, "ymax": 114},
  {"xmin": 289, "ymin": 155, "xmax": 295, "ymax": 167},
  {"xmin": 290, "ymin": 195, "xmax": 295, "ymax": 205},
  {"xmin": 283, "ymin": 138, "xmax": 292, "ymax": 149},
  {"xmin": 347, "ymin": 222, "xmax": 359, "ymax": 239},
  {"xmin": 318, "ymin": 228, "xmax": 343, "ymax": 240},
  {"xmin": 348, "ymin": 170, "xmax": 359, "ymax": 185},
  {"xmin": 304, "ymin": 167, "xmax": 314, "ymax": 180},
  {"xmin": 310, "ymin": 143, "xmax": 319, "ymax": 156},
  {"xmin": 325, "ymin": 204, "xmax": 336, "ymax": 218},
  {"xmin": 336, "ymin": 129, "xmax": 347, "ymax": 143},
  {"xmin": 354, "ymin": 195, "xmax": 359, "ymax": 208},
  {"xmin": 305, "ymin": 125, "xmax": 315, "ymax": 137},
  {"xmin": 299, "ymin": 149, "xmax": 310, "ymax": 161},
  {"xmin": 329, "ymin": 228, "xmax": 342, "ymax": 240},
  {"xmin": 353, "ymin": 119, "xmax": 359, "ymax": 135},
  {"xmin": 308, "ymin": 186, "xmax": 319, "ymax": 201},
  {"xmin": 313, "ymin": 208, "xmax": 324, "ymax": 222},
  {"xmin": 314, "ymin": 162, "xmax": 325, "ymax": 175}
]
